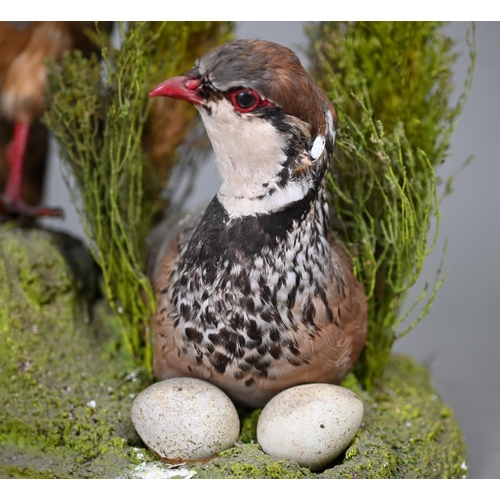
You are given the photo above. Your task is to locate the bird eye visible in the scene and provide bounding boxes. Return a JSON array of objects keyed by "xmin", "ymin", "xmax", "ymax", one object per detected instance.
[
  {"xmin": 228, "ymin": 88, "xmax": 271, "ymax": 113},
  {"xmin": 235, "ymin": 91, "xmax": 257, "ymax": 109}
]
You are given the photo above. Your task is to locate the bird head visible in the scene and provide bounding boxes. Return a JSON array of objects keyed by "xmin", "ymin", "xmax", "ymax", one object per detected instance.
[{"xmin": 150, "ymin": 39, "xmax": 337, "ymax": 218}]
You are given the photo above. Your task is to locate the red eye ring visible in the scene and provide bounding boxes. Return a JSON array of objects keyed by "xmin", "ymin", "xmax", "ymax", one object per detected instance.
[{"xmin": 227, "ymin": 88, "xmax": 273, "ymax": 113}]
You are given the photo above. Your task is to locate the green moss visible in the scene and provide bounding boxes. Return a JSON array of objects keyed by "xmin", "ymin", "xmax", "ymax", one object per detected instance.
[
  {"xmin": 238, "ymin": 408, "xmax": 263, "ymax": 444},
  {"xmin": 0, "ymin": 227, "xmax": 150, "ymax": 478},
  {"xmin": 191, "ymin": 444, "xmax": 312, "ymax": 479}
]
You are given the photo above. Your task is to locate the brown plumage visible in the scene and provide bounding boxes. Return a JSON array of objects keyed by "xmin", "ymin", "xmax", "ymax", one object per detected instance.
[
  {"xmin": 0, "ymin": 21, "xmax": 111, "ymax": 220},
  {"xmin": 149, "ymin": 39, "xmax": 367, "ymax": 408}
]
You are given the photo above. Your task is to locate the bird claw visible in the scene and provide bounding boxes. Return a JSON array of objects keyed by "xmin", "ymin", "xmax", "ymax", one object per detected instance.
[{"xmin": 0, "ymin": 195, "xmax": 64, "ymax": 222}]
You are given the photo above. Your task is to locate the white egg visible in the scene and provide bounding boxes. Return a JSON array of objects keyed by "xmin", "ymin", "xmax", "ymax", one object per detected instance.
[
  {"xmin": 131, "ymin": 377, "xmax": 240, "ymax": 462},
  {"xmin": 257, "ymin": 383, "xmax": 364, "ymax": 469}
]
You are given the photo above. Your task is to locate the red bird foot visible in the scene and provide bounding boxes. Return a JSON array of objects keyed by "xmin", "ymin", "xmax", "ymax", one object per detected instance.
[
  {"xmin": 0, "ymin": 195, "xmax": 63, "ymax": 222},
  {"xmin": 1, "ymin": 122, "xmax": 63, "ymax": 222}
]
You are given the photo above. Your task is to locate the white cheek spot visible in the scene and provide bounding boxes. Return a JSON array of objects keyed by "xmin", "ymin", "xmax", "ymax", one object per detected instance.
[
  {"xmin": 326, "ymin": 108, "xmax": 336, "ymax": 145},
  {"xmin": 311, "ymin": 135, "xmax": 325, "ymax": 160}
]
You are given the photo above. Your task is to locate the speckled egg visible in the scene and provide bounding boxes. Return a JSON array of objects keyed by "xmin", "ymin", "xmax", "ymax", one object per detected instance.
[
  {"xmin": 131, "ymin": 377, "xmax": 240, "ymax": 461},
  {"xmin": 256, "ymin": 383, "xmax": 364, "ymax": 469}
]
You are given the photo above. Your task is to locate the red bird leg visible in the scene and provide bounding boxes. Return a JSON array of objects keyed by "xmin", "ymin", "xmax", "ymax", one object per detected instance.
[
  {"xmin": 4, "ymin": 121, "xmax": 30, "ymax": 201},
  {"xmin": 0, "ymin": 121, "xmax": 63, "ymax": 219}
]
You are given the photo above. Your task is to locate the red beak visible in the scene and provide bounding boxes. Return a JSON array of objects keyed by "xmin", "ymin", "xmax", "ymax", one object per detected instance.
[{"xmin": 149, "ymin": 76, "xmax": 202, "ymax": 105}]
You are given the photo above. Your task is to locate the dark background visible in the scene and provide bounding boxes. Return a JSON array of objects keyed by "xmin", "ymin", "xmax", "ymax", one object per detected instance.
[{"xmin": 39, "ymin": 22, "xmax": 500, "ymax": 479}]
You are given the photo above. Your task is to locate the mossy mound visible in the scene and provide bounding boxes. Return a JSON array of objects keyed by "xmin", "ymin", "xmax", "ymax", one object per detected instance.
[
  {"xmin": 0, "ymin": 227, "xmax": 466, "ymax": 478},
  {"xmin": 0, "ymin": 226, "xmax": 149, "ymax": 478}
]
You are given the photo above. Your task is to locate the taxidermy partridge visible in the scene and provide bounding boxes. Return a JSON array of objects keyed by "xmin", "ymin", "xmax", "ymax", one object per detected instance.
[
  {"xmin": 149, "ymin": 39, "xmax": 368, "ymax": 408},
  {"xmin": 0, "ymin": 21, "xmax": 111, "ymax": 220}
]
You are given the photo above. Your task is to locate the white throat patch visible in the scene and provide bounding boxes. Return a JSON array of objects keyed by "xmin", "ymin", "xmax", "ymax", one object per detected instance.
[
  {"xmin": 199, "ymin": 99, "xmax": 286, "ymax": 196},
  {"xmin": 199, "ymin": 99, "xmax": 313, "ymax": 218}
]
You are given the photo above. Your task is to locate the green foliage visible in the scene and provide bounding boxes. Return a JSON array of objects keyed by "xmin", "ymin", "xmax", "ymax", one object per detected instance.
[
  {"xmin": 45, "ymin": 22, "xmax": 232, "ymax": 372},
  {"xmin": 308, "ymin": 22, "xmax": 475, "ymax": 388}
]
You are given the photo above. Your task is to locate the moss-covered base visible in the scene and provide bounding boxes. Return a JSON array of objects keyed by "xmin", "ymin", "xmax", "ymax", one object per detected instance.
[{"xmin": 0, "ymin": 227, "xmax": 467, "ymax": 478}]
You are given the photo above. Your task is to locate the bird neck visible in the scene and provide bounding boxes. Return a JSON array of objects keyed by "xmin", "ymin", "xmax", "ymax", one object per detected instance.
[
  {"xmin": 212, "ymin": 136, "xmax": 329, "ymax": 221},
  {"xmin": 216, "ymin": 177, "xmax": 314, "ymax": 220},
  {"xmin": 215, "ymin": 147, "xmax": 330, "ymax": 220}
]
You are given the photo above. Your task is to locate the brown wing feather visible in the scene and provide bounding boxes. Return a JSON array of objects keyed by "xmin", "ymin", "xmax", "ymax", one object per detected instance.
[{"xmin": 150, "ymin": 210, "xmax": 212, "ymax": 381}]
